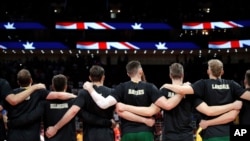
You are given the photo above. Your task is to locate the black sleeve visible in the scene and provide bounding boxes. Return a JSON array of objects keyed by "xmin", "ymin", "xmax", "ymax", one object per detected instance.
[
  {"xmin": 77, "ymin": 109, "xmax": 112, "ymax": 128},
  {"xmin": 8, "ymin": 101, "xmax": 45, "ymax": 128}
]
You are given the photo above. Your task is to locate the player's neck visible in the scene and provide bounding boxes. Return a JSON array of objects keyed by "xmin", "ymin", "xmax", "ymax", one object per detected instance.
[
  {"xmin": 20, "ymin": 84, "xmax": 31, "ymax": 89},
  {"xmin": 131, "ymin": 77, "xmax": 141, "ymax": 83},
  {"xmin": 92, "ymin": 81, "xmax": 103, "ymax": 86},
  {"xmin": 172, "ymin": 79, "xmax": 183, "ymax": 85},
  {"xmin": 209, "ymin": 75, "xmax": 221, "ymax": 80}
]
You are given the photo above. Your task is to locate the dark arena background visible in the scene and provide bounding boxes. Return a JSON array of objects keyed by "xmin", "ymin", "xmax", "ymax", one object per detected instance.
[
  {"xmin": 0, "ymin": 1, "xmax": 250, "ymax": 140},
  {"xmin": 1, "ymin": 0, "xmax": 250, "ymax": 89}
]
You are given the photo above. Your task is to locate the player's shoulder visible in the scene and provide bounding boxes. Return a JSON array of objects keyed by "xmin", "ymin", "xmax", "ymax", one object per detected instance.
[
  {"xmin": 77, "ymin": 89, "xmax": 89, "ymax": 96},
  {"xmin": 0, "ymin": 78, "xmax": 9, "ymax": 86},
  {"xmin": 98, "ymin": 85, "xmax": 113, "ymax": 92},
  {"xmin": 140, "ymin": 81, "xmax": 156, "ymax": 87},
  {"xmin": 0, "ymin": 78, "xmax": 6, "ymax": 83}
]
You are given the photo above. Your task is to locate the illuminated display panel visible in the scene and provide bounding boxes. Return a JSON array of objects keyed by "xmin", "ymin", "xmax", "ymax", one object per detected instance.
[
  {"xmin": 55, "ymin": 22, "xmax": 173, "ymax": 30},
  {"xmin": 0, "ymin": 42, "xmax": 68, "ymax": 49},
  {"xmin": 182, "ymin": 20, "xmax": 250, "ymax": 30},
  {"xmin": 76, "ymin": 41, "xmax": 200, "ymax": 50},
  {"xmin": 208, "ymin": 40, "xmax": 250, "ymax": 49},
  {"xmin": 0, "ymin": 22, "xmax": 46, "ymax": 29}
]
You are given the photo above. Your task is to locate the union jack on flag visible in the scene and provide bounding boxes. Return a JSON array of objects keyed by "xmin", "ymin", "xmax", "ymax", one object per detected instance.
[
  {"xmin": 208, "ymin": 40, "xmax": 250, "ymax": 49},
  {"xmin": 76, "ymin": 42, "xmax": 200, "ymax": 50},
  {"xmin": 55, "ymin": 22, "xmax": 172, "ymax": 30},
  {"xmin": 182, "ymin": 20, "xmax": 250, "ymax": 29}
]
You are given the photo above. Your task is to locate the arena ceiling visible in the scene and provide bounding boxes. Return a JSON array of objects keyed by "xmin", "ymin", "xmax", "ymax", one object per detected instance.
[{"xmin": 0, "ymin": 0, "xmax": 250, "ymax": 55}]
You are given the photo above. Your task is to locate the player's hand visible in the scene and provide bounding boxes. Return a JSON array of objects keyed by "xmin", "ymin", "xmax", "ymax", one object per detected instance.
[
  {"xmin": 46, "ymin": 126, "xmax": 58, "ymax": 138},
  {"xmin": 232, "ymin": 100, "xmax": 242, "ymax": 110},
  {"xmin": 110, "ymin": 119, "xmax": 116, "ymax": 129},
  {"xmin": 160, "ymin": 83, "xmax": 167, "ymax": 89},
  {"xmin": 32, "ymin": 83, "xmax": 46, "ymax": 90},
  {"xmin": 144, "ymin": 117, "xmax": 155, "ymax": 127},
  {"xmin": 83, "ymin": 81, "xmax": 93, "ymax": 91},
  {"xmin": 183, "ymin": 81, "xmax": 191, "ymax": 86},
  {"xmin": 199, "ymin": 119, "xmax": 208, "ymax": 129}
]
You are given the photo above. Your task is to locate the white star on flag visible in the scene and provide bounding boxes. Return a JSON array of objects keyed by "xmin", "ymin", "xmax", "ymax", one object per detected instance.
[
  {"xmin": 0, "ymin": 45, "xmax": 7, "ymax": 49},
  {"xmin": 4, "ymin": 22, "xmax": 16, "ymax": 29},
  {"xmin": 155, "ymin": 42, "xmax": 168, "ymax": 49},
  {"xmin": 131, "ymin": 23, "xmax": 143, "ymax": 29},
  {"xmin": 23, "ymin": 42, "xmax": 36, "ymax": 49}
]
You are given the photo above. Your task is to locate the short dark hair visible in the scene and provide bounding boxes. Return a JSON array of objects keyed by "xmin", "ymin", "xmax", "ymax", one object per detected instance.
[
  {"xmin": 245, "ymin": 69, "xmax": 250, "ymax": 86},
  {"xmin": 169, "ymin": 63, "xmax": 183, "ymax": 79},
  {"xmin": 52, "ymin": 74, "xmax": 67, "ymax": 91},
  {"xmin": 17, "ymin": 69, "xmax": 32, "ymax": 87},
  {"xmin": 126, "ymin": 60, "xmax": 141, "ymax": 76},
  {"xmin": 89, "ymin": 65, "xmax": 105, "ymax": 82}
]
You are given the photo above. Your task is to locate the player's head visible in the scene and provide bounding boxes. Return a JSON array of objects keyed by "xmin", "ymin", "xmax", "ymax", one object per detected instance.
[
  {"xmin": 207, "ymin": 59, "xmax": 224, "ymax": 78},
  {"xmin": 89, "ymin": 65, "xmax": 105, "ymax": 82},
  {"xmin": 169, "ymin": 63, "xmax": 184, "ymax": 80},
  {"xmin": 52, "ymin": 74, "xmax": 67, "ymax": 92},
  {"xmin": 244, "ymin": 69, "xmax": 250, "ymax": 87},
  {"xmin": 126, "ymin": 60, "xmax": 144, "ymax": 79},
  {"xmin": 17, "ymin": 69, "xmax": 32, "ymax": 87}
]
